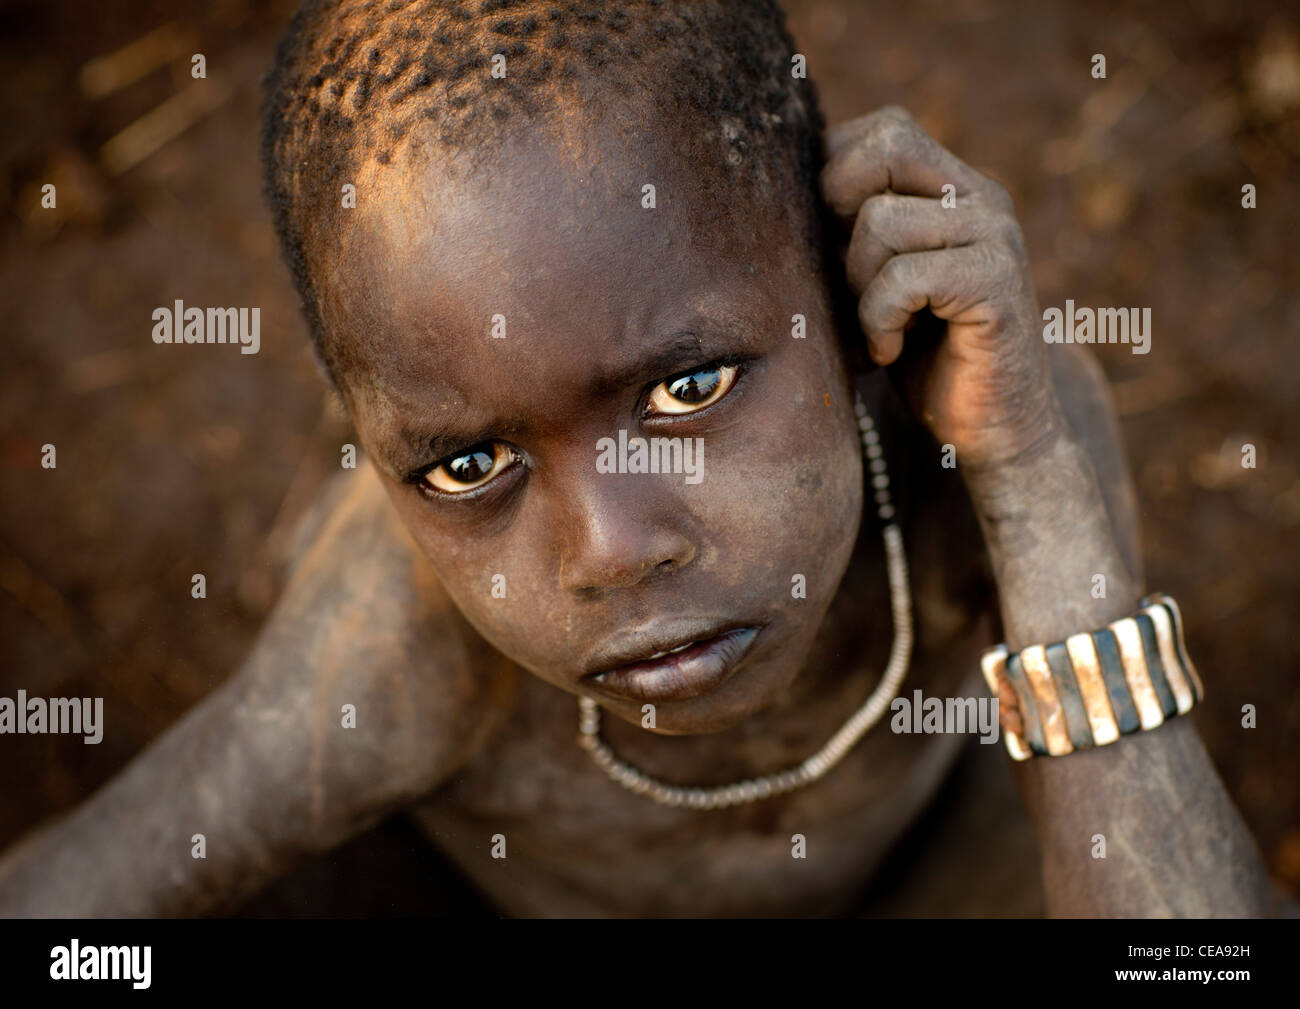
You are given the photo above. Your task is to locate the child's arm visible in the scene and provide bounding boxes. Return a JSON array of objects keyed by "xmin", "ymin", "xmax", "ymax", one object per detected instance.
[
  {"xmin": 821, "ymin": 107, "xmax": 1277, "ymax": 916},
  {"xmin": 1022, "ymin": 345, "xmax": 1276, "ymax": 915},
  {"xmin": 0, "ymin": 464, "xmax": 500, "ymax": 916}
]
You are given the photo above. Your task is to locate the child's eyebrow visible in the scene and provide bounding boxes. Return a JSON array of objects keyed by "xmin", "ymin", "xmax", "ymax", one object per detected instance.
[
  {"xmin": 393, "ymin": 321, "xmax": 755, "ymax": 476},
  {"xmin": 589, "ymin": 328, "xmax": 728, "ymax": 397}
]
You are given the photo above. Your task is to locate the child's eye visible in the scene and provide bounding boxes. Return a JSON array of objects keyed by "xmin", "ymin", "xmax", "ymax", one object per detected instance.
[
  {"xmin": 646, "ymin": 363, "xmax": 740, "ymax": 416},
  {"xmin": 424, "ymin": 442, "xmax": 518, "ymax": 494}
]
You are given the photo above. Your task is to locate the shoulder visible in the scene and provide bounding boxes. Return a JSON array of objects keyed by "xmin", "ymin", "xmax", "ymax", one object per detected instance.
[{"xmin": 1047, "ymin": 344, "xmax": 1143, "ymax": 580}]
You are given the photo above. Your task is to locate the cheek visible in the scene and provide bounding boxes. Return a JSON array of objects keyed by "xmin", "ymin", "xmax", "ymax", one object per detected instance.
[
  {"xmin": 700, "ymin": 389, "xmax": 863, "ymax": 607},
  {"xmin": 385, "ymin": 492, "xmax": 558, "ymax": 662}
]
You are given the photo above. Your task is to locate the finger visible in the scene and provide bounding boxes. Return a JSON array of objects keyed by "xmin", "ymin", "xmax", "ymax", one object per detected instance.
[
  {"xmin": 845, "ymin": 193, "xmax": 981, "ymax": 296},
  {"xmin": 821, "ymin": 107, "xmax": 984, "ymax": 217},
  {"xmin": 823, "ymin": 116, "xmax": 871, "ymax": 159},
  {"xmin": 858, "ymin": 246, "xmax": 991, "ymax": 366},
  {"xmin": 823, "ymin": 104, "xmax": 912, "ymax": 158}
]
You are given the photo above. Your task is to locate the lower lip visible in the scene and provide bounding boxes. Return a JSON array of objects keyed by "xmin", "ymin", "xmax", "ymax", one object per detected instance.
[{"xmin": 585, "ymin": 627, "xmax": 761, "ymax": 704}]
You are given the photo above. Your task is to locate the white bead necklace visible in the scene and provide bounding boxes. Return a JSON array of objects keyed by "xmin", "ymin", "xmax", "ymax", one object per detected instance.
[{"xmin": 576, "ymin": 393, "xmax": 913, "ymax": 809}]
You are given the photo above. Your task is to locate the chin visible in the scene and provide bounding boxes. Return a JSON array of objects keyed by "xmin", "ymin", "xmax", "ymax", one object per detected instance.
[{"xmin": 612, "ymin": 658, "xmax": 799, "ymax": 736}]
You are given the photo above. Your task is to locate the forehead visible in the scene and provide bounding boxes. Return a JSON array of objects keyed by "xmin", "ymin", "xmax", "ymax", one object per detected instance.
[{"xmin": 320, "ymin": 103, "xmax": 814, "ymax": 457}]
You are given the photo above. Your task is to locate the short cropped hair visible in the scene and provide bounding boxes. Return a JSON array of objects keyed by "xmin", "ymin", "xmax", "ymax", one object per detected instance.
[{"xmin": 261, "ymin": 0, "xmax": 828, "ymax": 381}]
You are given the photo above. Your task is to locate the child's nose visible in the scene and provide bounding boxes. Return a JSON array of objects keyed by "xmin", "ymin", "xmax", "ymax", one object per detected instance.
[{"xmin": 556, "ymin": 483, "xmax": 696, "ymax": 596}]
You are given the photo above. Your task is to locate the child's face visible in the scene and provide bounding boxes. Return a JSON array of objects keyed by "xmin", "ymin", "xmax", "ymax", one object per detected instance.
[{"xmin": 318, "ymin": 101, "xmax": 865, "ymax": 735}]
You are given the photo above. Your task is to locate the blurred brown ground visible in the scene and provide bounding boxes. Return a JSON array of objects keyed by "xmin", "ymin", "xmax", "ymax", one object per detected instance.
[{"xmin": 0, "ymin": 0, "xmax": 1296, "ymax": 914}]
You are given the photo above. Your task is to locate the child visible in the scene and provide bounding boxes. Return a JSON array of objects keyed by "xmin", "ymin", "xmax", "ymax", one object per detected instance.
[{"xmin": 0, "ymin": 0, "xmax": 1276, "ymax": 917}]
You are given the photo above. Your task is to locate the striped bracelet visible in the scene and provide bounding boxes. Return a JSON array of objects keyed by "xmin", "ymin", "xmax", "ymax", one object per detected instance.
[{"xmin": 979, "ymin": 593, "xmax": 1204, "ymax": 760}]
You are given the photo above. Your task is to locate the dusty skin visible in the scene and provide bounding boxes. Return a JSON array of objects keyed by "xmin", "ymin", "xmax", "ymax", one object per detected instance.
[{"xmin": 0, "ymin": 105, "xmax": 1277, "ymax": 917}]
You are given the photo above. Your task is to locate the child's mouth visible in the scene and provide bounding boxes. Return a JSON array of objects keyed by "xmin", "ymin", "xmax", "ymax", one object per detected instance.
[{"xmin": 582, "ymin": 625, "xmax": 761, "ymax": 704}]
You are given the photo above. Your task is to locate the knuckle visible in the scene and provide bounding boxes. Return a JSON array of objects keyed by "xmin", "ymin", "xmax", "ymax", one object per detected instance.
[
  {"xmin": 970, "ymin": 238, "xmax": 1006, "ymax": 274},
  {"xmin": 867, "ymin": 111, "xmax": 916, "ymax": 151},
  {"xmin": 977, "ymin": 212, "xmax": 1025, "ymax": 257},
  {"xmin": 984, "ymin": 240, "xmax": 1012, "ymax": 275},
  {"xmin": 818, "ymin": 160, "xmax": 842, "ymax": 195},
  {"xmin": 856, "ymin": 292, "xmax": 881, "ymax": 329},
  {"xmin": 983, "ymin": 178, "xmax": 1016, "ymax": 213},
  {"xmin": 876, "ymin": 118, "xmax": 911, "ymax": 151},
  {"xmin": 875, "ymin": 251, "xmax": 912, "ymax": 289},
  {"xmin": 845, "ymin": 235, "xmax": 876, "ymax": 290},
  {"xmin": 995, "ymin": 215, "xmax": 1027, "ymax": 257},
  {"xmin": 832, "ymin": 112, "xmax": 872, "ymax": 137},
  {"xmin": 820, "ymin": 164, "xmax": 856, "ymax": 212},
  {"xmin": 824, "ymin": 119, "xmax": 863, "ymax": 156},
  {"xmin": 878, "ymin": 103, "xmax": 916, "ymax": 123},
  {"xmin": 969, "ymin": 243, "xmax": 1028, "ymax": 314},
  {"xmin": 859, "ymin": 193, "xmax": 898, "ymax": 232}
]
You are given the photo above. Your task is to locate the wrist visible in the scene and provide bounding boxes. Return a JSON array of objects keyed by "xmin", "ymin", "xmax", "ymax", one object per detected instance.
[
  {"xmin": 962, "ymin": 425, "xmax": 1106, "ymax": 549},
  {"xmin": 958, "ymin": 413, "xmax": 1074, "ymax": 509},
  {"xmin": 962, "ymin": 427, "xmax": 1140, "ymax": 648}
]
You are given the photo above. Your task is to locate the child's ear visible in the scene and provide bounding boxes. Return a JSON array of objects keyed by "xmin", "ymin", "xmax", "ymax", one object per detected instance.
[
  {"xmin": 810, "ymin": 185, "xmax": 875, "ymax": 379},
  {"xmin": 817, "ymin": 224, "xmax": 875, "ymax": 379}
]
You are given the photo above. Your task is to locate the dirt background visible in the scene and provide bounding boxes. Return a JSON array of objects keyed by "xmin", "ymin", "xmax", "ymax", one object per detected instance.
[{"xmin": 1, "ymin": 0, "xmax": 1296, "ymax": 914}]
